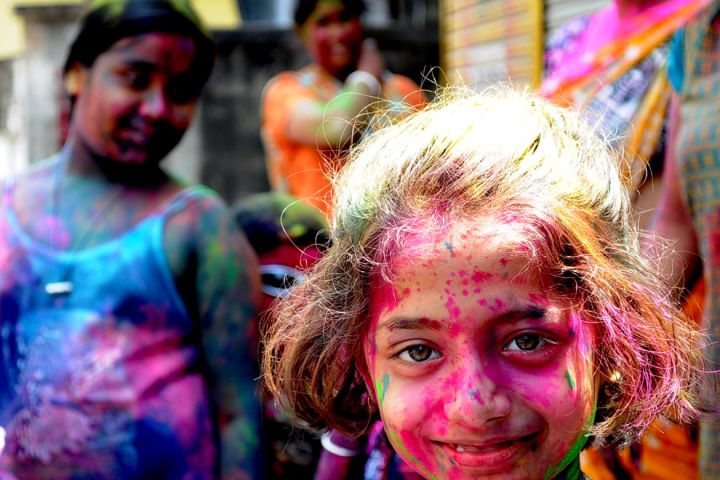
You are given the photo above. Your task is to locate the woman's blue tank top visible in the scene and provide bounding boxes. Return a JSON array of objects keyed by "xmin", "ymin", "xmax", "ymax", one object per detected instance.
[{"xmin": 0, "ymin": 182, "xmax": 218, "ymax": 479}]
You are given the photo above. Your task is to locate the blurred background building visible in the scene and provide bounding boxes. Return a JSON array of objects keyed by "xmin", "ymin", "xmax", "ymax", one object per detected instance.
[
  {"xmin": 0, "ymin": 0, "xmax": 609, "ymax": 203},
  {"xmin": 442, "ymin": 0, "xmax": 608, "ymax": 89}
]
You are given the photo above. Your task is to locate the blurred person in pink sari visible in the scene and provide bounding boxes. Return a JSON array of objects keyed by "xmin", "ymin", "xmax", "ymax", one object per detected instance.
[{"xmin": 542, "ymin": 1, "xmax": 711, "ymax": 478}]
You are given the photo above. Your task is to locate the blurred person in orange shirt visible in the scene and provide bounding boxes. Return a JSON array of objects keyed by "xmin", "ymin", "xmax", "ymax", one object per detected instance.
[{"xmin": 260, "ymin": 0, "xmax": 427, "ymax": 216}]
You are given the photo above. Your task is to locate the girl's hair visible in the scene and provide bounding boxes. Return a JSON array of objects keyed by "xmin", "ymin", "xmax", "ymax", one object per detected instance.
[
  {"xmin": 263, "ymin": 87, "xmax": 702, "ymax": 444},
  {"xmin": 293, "ymin": 0, "xmax": 365, "ymax": 27},
  {"xmin": 64, "ymin": 0, "xmax": 214, "ymax": 96}
]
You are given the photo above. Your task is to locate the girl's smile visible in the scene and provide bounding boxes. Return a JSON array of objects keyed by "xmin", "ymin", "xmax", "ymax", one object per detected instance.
[{"xmin": 363, "ymin": 216, "xmax": 596, "ymax": 479}]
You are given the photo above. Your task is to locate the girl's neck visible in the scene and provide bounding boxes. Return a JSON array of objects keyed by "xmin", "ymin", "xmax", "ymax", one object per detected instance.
[
  {"xmin": 61, "ymin": 138, "xmax": 169, "ymax": 190},
  {"xmin": 61, "ymin": 138, "xmax": 102, "ymax": 178},
  {"xmin": 310, "ymin": 62, "xmax": 353, "ymax": 83}
]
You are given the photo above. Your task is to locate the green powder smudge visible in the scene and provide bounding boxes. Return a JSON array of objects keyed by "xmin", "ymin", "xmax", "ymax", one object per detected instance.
[
  {"xmin": 565, "ymin": 371, "xmax": 575, "ymax": 391},
  {"xmin": 386, "ymin": 429, "xmax": 437, "ymax": 480},
  {"xmin": 376, "ymin": 373, "xmax": 390, "ymax": 405},
  {"xmin": 543, "ymin": 400, "xmax": 596, "ymax": 479}
]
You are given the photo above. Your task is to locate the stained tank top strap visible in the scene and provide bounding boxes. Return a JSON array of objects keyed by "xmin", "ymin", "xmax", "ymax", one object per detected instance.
[{"xmin": 156, "ymin": 185, "xmax": 220, "ymax": 218}]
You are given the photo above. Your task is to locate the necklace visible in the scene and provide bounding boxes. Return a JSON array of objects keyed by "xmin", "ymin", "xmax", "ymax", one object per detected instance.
[{"xmin": 44, "ymin": 156, "xmax": 126, "ymax": 296}]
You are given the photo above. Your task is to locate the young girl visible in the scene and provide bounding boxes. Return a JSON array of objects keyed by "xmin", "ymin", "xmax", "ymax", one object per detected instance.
[
  {"xmin": 0, "ymin": 1, "xmax": 261, "ymax": 478},
  {"xmin": 262, "ymin": 89, "xmax": 702, "ymax": 479}
]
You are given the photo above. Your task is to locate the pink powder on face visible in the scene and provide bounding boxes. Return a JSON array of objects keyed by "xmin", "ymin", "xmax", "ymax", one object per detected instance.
[
  {"xmin": 467, "ymin": 388, "xmax": 486, "ymax": 406},
  {"xmin": 369, "ymin": 273, "xmax": 401, "ymax": 317},
  {"xmin": 528, "ymin": 292, "xmax": 550, "ymax": 307},
  {"xmin": 444, "ymin": 292, "xmax": 462, "ymax": 321},
  {"xmin": 398, "ymin": 428, "xmax": 436, "ymax": 476},
  {"xmin": 470, "ymin": 270, "xmax": 493, "ymax": 284},
  {"xmin": 488, "ymin": 298, "xmax": 506, "ymax": 313},
  {"xmin": 369, "ymin": 215, "xmax": 597, "ymax": 479}
]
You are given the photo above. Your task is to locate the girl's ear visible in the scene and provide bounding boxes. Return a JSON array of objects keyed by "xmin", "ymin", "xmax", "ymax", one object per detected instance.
[{"xmin": 63, "ymin": 63, "xmax": 87, "ymax": 97}]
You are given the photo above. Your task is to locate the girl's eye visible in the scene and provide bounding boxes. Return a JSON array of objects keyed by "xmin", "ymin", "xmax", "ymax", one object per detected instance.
[
  {"xmin": 123, "ymin": 71, "xmax": 150, "ymax": 90},
  {"xmin": 339, "ymin": 10, "xmax": 355, "ymax": 22},
  {"xmin": 504, "ymin": 333, "xmax": 556, "ymax": 352},
  {"xmin": 397, "ymin": 344, "xmax": 440, "ymax": 363},
  {"xmin": 168, "ymin": 81, "xmax": 200, "ymax": 104}
]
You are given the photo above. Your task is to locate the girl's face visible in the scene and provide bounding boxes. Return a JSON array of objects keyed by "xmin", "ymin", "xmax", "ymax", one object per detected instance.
[
  {"xmin": 300, "ymin": 0, "xmax": 364, "ymax": 78},
  {"xmin": 363, "ymin": 217, "xmax": 596, "ymax": 479},
  {"xmin": 68, "ymin": 32, "xmax": 200, "ymax": 166}
]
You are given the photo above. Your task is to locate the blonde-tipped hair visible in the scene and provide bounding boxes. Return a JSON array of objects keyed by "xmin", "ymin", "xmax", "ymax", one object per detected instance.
[{"xmin": 263, "ymin": 87, "xmax": 702, "ymax": 444}]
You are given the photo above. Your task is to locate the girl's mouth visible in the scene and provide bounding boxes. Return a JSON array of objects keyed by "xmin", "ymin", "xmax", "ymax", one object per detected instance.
[{"xmin": 433, "ymin": 432, "xmax": 539, "ymax": 471}]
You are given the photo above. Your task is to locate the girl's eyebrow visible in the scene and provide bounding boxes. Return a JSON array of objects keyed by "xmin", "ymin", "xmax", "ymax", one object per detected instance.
[
  {"xmin": 380, "ymin": 306, "xmax": 548, "ymax": 332},
  {"xmin": 122, "ymin": 60, "xmax": 156, "ymax": 72},
  {"xmin": 380, "ymin": 316, "xmax": 443, "ymax": 332}
]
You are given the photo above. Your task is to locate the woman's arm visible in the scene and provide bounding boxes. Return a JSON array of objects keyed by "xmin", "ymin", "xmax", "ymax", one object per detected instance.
[
  {"xmin": 645, "ymin": 92, "xmax": 701, "ymax": 290},
  {"xmin": 168, "ymin": 195, "xmax": 263, "ymax": 479},
  {"xmin": 285, "ymin": 39, "xmax": 386, "ymax": 149}
]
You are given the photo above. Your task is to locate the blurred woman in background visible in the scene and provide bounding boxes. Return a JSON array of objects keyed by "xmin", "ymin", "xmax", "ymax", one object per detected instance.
[{"xmin": 0, "ymin": 1, "xmax": 262, "ymax": 478}]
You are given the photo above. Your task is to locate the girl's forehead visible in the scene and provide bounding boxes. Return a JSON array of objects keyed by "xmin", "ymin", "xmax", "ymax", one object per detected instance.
[
  {"xmin": 103, "ymin": 32, "xmax": 197, "ymax": 70},
  {"xmin": 391, "ymin": 215, "xmax": 531, "ymax": 266}
]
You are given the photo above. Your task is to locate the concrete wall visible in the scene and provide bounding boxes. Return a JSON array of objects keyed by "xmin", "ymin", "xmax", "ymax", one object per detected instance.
[
  {"xmin": 15, "ymin": 5, "xmax": 81, "ymax": 165},
  {"xmin": 0, "ymin": 58, "xmax": 25, "ymax": 179}
]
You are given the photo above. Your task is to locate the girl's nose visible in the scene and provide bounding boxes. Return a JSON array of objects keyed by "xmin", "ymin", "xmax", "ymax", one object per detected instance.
[
  {"xmin": 328, "ymin": 20, "xmax": 351, "ymax": 39},
  {"xmin": 444, "ymin": 361, "xmax": 512, "ymax": 428},
  {"xmin": 139, "ymin": 85, "xmax": 171, "ymax": 120}
]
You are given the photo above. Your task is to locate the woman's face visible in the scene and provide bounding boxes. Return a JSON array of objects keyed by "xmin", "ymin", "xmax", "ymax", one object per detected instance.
[
  {"xmin": 363, "ymin": 217, "xmax": 596, "ymax": 479},
  {"xmin": 68, "ymin": 32, "xmax": 201, "ymax": 166},
  {"xmin": 300, "ymin": 0, "xmax": 364, "ymax": 78}
]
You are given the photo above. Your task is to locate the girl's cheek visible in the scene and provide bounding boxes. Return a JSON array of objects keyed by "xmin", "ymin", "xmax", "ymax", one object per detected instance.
[
  {"xmin": 374, "ymin": 371, "xmax": 391, "ymax": 408},
  {"xmin": 361, "ymin": 344, "xmax": 380, "ymax": 407},
  {"xmin": 382, "ymin": 413, "xmax": 441, "ymax": 479}
]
